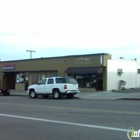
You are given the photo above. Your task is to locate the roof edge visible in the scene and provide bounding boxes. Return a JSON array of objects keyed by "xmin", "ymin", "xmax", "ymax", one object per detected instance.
[{"xmin": 0, "ymin": 53, "xmax": 110, "ymax": 63}]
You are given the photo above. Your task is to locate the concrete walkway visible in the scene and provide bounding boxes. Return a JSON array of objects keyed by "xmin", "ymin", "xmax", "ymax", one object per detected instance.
[
  {"xmin": 78, "ymin": 89, "xmax": 140, "ymax": 100},
  {"xmin": 9, "ymin": 88, "xmax": 140, "ymax": 100}
]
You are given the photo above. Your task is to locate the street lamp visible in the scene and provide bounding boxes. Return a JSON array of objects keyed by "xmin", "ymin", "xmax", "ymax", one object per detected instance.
[{"xmin": 26, "ymin": 50, "xmax": 36, "ymax": 59}]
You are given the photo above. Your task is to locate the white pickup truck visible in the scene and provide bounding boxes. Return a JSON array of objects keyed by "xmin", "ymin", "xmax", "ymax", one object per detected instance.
[{"xmin": 27, "ymin": 76, "xmax": 80, "ymax": 99}]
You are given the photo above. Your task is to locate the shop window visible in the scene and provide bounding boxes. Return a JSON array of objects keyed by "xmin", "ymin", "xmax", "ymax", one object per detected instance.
[
  {"xmin": 41, "ymin": 73, "xmax": 47, "ymax": 79},
  {"xmin": 76, "ymin": 74, "xmax": 96, "ymax": 88},
  {"xmin": 16, "ymin": 73, "xmax": 24, "ymax": 83},
  {"xmin": 32, "ymin": 73, "xmax": 38, "ymax": 84},
  {"xmin": 49, "ymin": 73, "xmax": 57, "ymax": 77}
]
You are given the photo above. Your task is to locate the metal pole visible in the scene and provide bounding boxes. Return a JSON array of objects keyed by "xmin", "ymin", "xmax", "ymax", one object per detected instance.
[{"xmin": 26, "ymin": 50, "xmax": 36, "ymax": 59}]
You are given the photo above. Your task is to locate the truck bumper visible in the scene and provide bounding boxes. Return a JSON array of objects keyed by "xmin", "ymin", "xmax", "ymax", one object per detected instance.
[{"xmin": 65, "ymin": 90, "xmax": 80, "ymax": 94}]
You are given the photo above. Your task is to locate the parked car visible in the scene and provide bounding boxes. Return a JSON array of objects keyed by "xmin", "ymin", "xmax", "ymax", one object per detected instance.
[
  {"xmin": 0, "ymin": 89, "xmax": 10, "ymax": 96},
  {"xmin": 27, "ymin": 76, "xmax": 80, "ymax": 99}
]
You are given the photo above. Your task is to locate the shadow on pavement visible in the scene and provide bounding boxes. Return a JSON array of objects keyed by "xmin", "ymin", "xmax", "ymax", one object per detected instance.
[
  {"xmin": 113, "ymin": 88, "xmax": 140, "ymax": 93},
  {"xmin": 117, "ymin": 98, "xmax": 140, "ymax": 101}
]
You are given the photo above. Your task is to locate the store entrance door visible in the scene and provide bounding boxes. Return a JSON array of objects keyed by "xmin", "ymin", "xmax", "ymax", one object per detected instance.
[
  {"xmin": 96, "ymin": 74, "xmax": 103, "ymax": 91},
  {"xmin": 3, "ymin": 72, "xmax": 16, "ymax": 89}
]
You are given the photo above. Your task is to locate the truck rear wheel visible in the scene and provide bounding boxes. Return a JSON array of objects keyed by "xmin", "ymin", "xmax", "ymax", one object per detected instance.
[
  {"xmin": 29, "ymin": 90, "xmax": 37, "ymax": 98},
  {"xmin": 53, "ymin": 90, "xmax": 61, "ymax": 99}
]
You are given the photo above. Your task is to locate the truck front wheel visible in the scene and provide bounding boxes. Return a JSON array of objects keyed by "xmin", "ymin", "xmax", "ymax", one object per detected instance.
[{"xmin": 29, "ymin": 90, "xmax": 37, "ymax": 98}]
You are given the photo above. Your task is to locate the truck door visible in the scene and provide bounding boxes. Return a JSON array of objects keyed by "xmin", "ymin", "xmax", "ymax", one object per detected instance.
[
  {"xmin": 36, "ymin": 79, "xmax": 47, "ymax": 93},
  {"xmin": 46, "ymin": 78, "xmax": 54, "ymax": 93}
]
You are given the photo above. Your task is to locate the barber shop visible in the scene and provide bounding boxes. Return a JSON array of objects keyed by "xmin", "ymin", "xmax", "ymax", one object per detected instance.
[{"xmin": 0, "ymin": 53, "xmax": 111, "ymax": 91}]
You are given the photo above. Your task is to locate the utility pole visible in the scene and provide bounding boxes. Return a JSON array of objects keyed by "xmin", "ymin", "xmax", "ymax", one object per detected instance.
[{"xmin": 26, "ymin": 50, "xmax": 36, "ymax": 59}]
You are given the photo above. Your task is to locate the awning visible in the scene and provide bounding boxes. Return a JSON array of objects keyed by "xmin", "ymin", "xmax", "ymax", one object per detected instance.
[{"xmin": 64, "ymin": 67, "xmax": 103, "ymax": 74}]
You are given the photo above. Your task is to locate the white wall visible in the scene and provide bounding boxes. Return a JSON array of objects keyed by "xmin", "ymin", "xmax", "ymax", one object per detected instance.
[
  {"xmin": 136, "ymin": 59, "xmax": 140, "ymax": 88},
  {"xmin": 107, "ymin": 59, "xmax": 140, "ymax": 91}
]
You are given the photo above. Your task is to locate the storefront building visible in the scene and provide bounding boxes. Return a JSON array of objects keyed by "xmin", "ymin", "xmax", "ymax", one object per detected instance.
[{"xmin": 0, "ymin": 53, "xmax": 111, "ymax": 91}]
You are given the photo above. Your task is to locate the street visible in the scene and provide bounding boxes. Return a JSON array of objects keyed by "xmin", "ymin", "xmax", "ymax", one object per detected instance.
[{"xmin": 0, "ymin": 95, "xmax": 140, "ymax": 140}]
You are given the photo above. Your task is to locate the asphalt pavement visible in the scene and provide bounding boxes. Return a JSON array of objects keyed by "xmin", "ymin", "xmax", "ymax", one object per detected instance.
[
  {"xmin": 9, "ymin": 88, "xmax": 140, "ymax": 100},
  {"xmin": 0, "ymin": 95, "xmax": 140, "ymax": 140}
]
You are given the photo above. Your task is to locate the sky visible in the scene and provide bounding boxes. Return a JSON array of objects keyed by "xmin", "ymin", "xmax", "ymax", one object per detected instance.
[{"xmin": 0, "ymin": 0, "xmax": 140, "ymax": 61}]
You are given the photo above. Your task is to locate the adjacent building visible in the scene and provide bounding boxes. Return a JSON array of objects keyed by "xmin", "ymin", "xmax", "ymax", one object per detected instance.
[{"xmin": 107, "ymin": 58, "xmax": 140, "ymax": 90}]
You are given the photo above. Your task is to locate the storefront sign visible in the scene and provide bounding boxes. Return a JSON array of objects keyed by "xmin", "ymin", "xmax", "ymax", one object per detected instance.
[
  {"xmin": 75, "ymin": 57, "xmax": 93, "ymax": 65},
  {"xmin": 77, "ymin": 57, "xmax": 89, "ymax": 61},
  {"xmin": 3, "ymin": 63, "xmax": 15, "ymax": 70}
]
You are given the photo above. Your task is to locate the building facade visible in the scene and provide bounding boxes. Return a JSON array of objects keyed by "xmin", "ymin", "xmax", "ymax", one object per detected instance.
[
  {"xmin": 0, "ymin": 53, "xmax": 111, "ymax": 91},
  {"xmin": 107, "ymin": 58, "xmax": 140, "ymax": 90}
]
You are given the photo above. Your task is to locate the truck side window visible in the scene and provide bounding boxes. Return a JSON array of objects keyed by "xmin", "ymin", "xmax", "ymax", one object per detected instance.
[
  {"xmin": 39, "ymin": 79, "xmax": 47, "ymax": 85},
  {"xmin": 55, "ymin": 78, "xmax": 65, "ymax": 83},
  {"xmin": 47, "ymin": 79, "xmax": 54, "ymax": 84}
]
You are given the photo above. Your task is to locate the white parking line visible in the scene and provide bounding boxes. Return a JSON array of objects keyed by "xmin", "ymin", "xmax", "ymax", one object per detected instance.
[{"xmin": 0, "ymin": 113, "xmax": 127, "ymax": 132}]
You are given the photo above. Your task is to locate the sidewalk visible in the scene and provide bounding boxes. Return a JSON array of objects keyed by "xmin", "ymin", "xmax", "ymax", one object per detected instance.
[
  {"xmin": 9, "ymin": 88, "xmax": 140, "ymax": 100},
  {"xmin": 10, "ymin": 89, "xmax": 140, "ymax": 100},
  {"xmin": 78, "ymin": 89, "xmax": 140, "ymax": 100}
]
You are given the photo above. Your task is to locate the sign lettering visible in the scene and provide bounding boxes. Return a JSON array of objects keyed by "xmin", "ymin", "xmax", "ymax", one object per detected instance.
[
  {"xmin": 3, "ymin": 63, "xmax": 15, "ymax": 70},
  {"xmin": 75, "ymin": 57, "xmax": 93, "ymax": 65}
]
